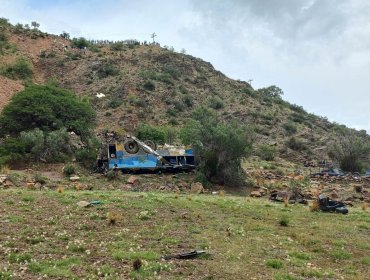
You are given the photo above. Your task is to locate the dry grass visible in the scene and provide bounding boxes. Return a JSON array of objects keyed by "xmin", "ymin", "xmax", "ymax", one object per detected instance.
[
  {"xmin": 361, "ymin": 202, "xmax": 368, "ymax": 211},
  {"xmin": 283, "ymin": 195, "xmax": 289, "ymax": 207},
  {"xmin": 107, "ymin": 210, "xmax": 122, "ymax": 225},
  {"xmin": 309, "ymin": 199, "xmax": 320, "ymax": 212},
  {"xmin": 56, "ymin": 186, "xmax": 65, "ymax": 193},
  {"xmin": 219, "ymin": 190, "xmax": 226, "ymax": 197},
  {"xmin": 0, "ymin": 165, "xmax": 10, "ymax": 174}
]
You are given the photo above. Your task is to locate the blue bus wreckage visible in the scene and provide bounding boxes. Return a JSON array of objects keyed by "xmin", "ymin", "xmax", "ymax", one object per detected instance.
[{"xmin": 97, "ymin": 136, "xmax": 195, "ymax": 173}]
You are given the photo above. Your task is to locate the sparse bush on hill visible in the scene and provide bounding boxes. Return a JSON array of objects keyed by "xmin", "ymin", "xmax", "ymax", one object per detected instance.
[
  {"xmin": 257, "ymin": 85, "xmax": 284, "ymax": 99},
  {"xmin": 328, "ymin": 132, "xmax": 370, "ymax": 172},
  {"xmin": 180, "ymin": 107, "xmax": 253, "ymax": 187},
  {"xmin": 0, "ymin": 28, "xmax": 9, "ymax": 54},
  {"xmin": 257, "ymin": 144, "xmax": 277, "ymax": 161},
  {"xmin": 282, "ymin": 121, "xmax": 297, "ymax": 135},
  {"xmin": 1, "ymin": 57, "xmax": 33, "ymax": 79},
  {"xmin": 287, "ymin": 137, "xmax": 306, "ymax": 151},
  {"xmin": 143, "ymin": 80, "xmax": 155, "ymax": 91},
  {"xmin": 209, "ymin": 96, "xmax": 224, "ymax": 110},
  {"xmin": 97, "ymin": 63, "xmax": 120, "ymax": 78},
  {"xmin": 110, "ymin": 42, "xmax": 124, "ymax": 51},
  {"xmin": 71, "ymin": 37, "xmax": 89, "ymax": 49}
]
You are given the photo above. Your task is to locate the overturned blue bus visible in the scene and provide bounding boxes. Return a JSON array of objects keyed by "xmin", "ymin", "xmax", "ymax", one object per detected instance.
[{"xmin": 103, "ymin": 137, "xmax": 196, "ymax": 172}]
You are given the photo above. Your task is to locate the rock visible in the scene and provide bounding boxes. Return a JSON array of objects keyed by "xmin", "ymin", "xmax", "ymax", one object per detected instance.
[
  {"xmin": 353, "ymin": 184, "xmax": 363, "ymax": 193},
  {"xmin": 34, "ymin": 182, "xmax": 42, "ymax": 189},
  {"xmin": 70, "ymin": 176, "xmax": 80, "ymax": 182},
  {"xmin": 250, "ymin": 190, "xmax": 262, "ymax": 197},
  {"xmin": 330, "ymin": 190, "xmax": 339, "ymax": 199},
  {"xmin": 77, "ymin": 201, "xmax": 90, "ymax": 207},
  {"xmin": 127, "ymin": 175, "xmax": 140, "ymax": 185},
  {"xmin": 190, "ymin": 182, "xmax": 204, "ymax": 194},
  {"xmin": 4, "ymin": 180, "xmax": 14, "ymax": 188},
  {"xmin": 344, "ymin": 201, "xmax": 354, "ymax": 207},
  {"xmin": 0, "ymin": 175, "xmax": 7, "ymax": 184}
]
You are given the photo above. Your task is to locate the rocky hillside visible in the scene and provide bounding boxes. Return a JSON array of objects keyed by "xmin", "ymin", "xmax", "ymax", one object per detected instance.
[{"xmin": 1, "ymin": 20, "xmax": 369, "ymax": 165}]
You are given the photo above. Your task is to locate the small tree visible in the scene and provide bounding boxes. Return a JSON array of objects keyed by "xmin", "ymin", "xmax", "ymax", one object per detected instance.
[
  {"xmin": 329, "ymin": 133, "xmax": 370, "ymax": 172},
  {"xmin": 71, "ymin": 37, "xmax": 89, "ymax": 49},
  {"xmin": 0, "ymin": 83, "xmax": 96, "ymax": 138},
  {"xmin": 31, "ymin": 21, "xmax": 40, "ymax": 30},
  {"xmin": 180, "ymin": 107, "xmax": 253, "ymax": 187},
  {"xmin": 60, "ymin": 31, "xmax": 70, "ymax": 40},
  {"xmin": 257, "ymin": 85, "xmax": 284, "ymax": 99}
]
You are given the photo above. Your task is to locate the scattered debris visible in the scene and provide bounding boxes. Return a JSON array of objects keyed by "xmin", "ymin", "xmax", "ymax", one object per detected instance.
[
  {"xmin": 69, "ymin": 176, "xmax": 80, "ymax": 182},
  {"xmin": 318, "ymin": 194, "xmax": 348, "ymax": 214},
  {"xmin": 162, "ymin": 250, "xmax": 207, "ymax": 260},
  {"xmin": 77, "ymin": 200, "xmax": 102, "ymax": 207}
]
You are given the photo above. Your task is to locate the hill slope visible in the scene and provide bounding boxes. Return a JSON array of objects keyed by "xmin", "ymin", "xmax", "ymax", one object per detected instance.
[{"xmin": 1, "ymin": 21, "xmax": 369, "ymax": 165}]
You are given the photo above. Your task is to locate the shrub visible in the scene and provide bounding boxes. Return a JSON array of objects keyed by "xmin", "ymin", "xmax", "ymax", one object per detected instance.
[
  {"xmin": 180, "ymin": 107, "xmax": 253, "ymax": 187},
  {"xmin": 279, "ymin": 215, "xmax": 289, "ymax": 227},
  {"xmin": 143, "ymin": 80, "xmax": 155, "ymax": 91},
  {"xmin": 97, "ymin": 63, "xmax": 119, "ymax": 79},
  {"xmin": 136, "ymin": 124, "xmax": 177, "ymax": 145},
  {"xmin": 183, "ymin": 94, "xmax": 194, "ymax": 107},
  {"xmin": 0, "ymin": 29, "xmax": 9, "ymax": 54},
  {"xmin": 328, "ymin": 133, "xmax": 370, "ymax": 172},
  {"xmin": 287, "ymin": 137, "xmax": 305, "ymax": 151},
  {"xmin": 63, "ymin": 164, "xmax": 75, "ymax": 176},
  {"xmin": 282, "ymin": 122, "xmax": 297, "ymax": 135},
  {"xmin": 266, "ymin": 259, "xmax": 283, "ymax": 269},
  {"xmin": 110, "ymin": 42, "xmax": 124, "ymax": 51},
  {"xmin": 1, "ymin": 57, "xmax": 33, "ymax": 79},
  {"xmin": 0, "ymin": 83, "xmax": 96, "ymax": 138},
  {"xmin": 75, "ymin": 137, "xmax": 101, "ymax": 169},
  {"xmin": 209, "ymin": 96, "xmax": 224, "ymax": 110},
  {"xmin": 257, "ymin": 144, "xmax": 277, "ymax": 161},
  {"xmin": 71, "ymin": 37, "xmax": 89, "ymax": 49}
]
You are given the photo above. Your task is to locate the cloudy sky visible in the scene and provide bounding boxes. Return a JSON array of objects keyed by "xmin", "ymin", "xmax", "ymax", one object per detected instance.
[{"xmin": 2, "ymin": 0, "xmax": 370, "ymax": 132}]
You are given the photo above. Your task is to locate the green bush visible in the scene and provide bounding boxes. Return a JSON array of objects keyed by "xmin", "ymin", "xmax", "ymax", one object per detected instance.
[
  {"xmin": 63, "ymin": 164, "xmax": 75, "ymax": 176},
  {"xmin": 180, "ymin": 107, "xmax": 253, "ymax": 187},
  {"xmin": 136, "ymin": 124, "xmax": 177, "ymax": 145},
  {"xmin": 209, "ymin": 96, "xmax": 224, "ymax": 110},
  {"xmin": 279, "ymin": 215, "xmax": 289, "ymax": 227},
  {"xmin": 71, "ymin": 37, "xmax": 89, "ymax": 49},
  {"xmin": 282, "ymin": 122, "xmax": 297, "ymax": 135},
  {"xmin": 1, "ymin": 57, "xmax": 33, "ymax": 79},
  {"xmin": 97, "ymin": 63, "xmax": 119, "ymax": 79},
  {"xmin": 75, "ymin": 137, "xmax": 101, "ymax": 169},
  {"xmin": 143, "ymin": 80, "xmax": 155, "ymax": 91},
  {"xmin": 0, "ymin": 83, "xmax": 96, "ymax": 138},
  {"xmin": 0, "ymin": 29, "xmax": 9, "ymax": 54},
  {"xmin": 328, "ymin": 133, "xmax": 370, "ymax": 172},
  {"xmin": 110, "ymin": 42, "xmax": 124, "ymax": 51},
  {"xmin": 287, "ymin": 137, "xmax": 305, "ymax": 151},
  {"xmin": 266, "ymin": 259, "xmax": 283, "ymax": 269},
  {"xmin": 257, "ymin": 144, "xmax": 277, "ymax": 161}
]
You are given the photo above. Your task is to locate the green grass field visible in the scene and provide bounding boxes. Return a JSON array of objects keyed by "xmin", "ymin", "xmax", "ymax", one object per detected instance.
[{"xmin": 0, "ymin": 189, "xmax": 369, "ymax": 279}]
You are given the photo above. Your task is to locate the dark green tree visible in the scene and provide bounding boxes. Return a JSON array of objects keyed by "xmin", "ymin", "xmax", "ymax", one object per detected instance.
[
  {"xmin": 180, "ymin": 107, "xmax": 253, "ymax": 187},
  {"xmin": 0, "ymin": 83, "xmax": 96, "ymax": 138},
  {"xmin": 71, "ymin": 37, "xmax": 89, "ymax": 49},
  {"xmin": 329, "ymin": 132, "xmax": 370, "ymax": 172}
]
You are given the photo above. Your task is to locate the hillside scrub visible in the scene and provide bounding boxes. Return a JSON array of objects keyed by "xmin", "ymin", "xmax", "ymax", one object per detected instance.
[
  {"xmin": 1, "ymin": 57, "xmax": 33, "ymax": 79},
  {"xmin": 329, "ymin": 132, "xmax": 370, "ymax": 172},
  {"xmin": 180, "ymin": 107, "xmax": 253, "ymax": 187}
]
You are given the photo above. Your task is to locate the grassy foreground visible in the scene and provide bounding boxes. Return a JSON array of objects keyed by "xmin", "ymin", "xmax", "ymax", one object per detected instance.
[{"xmin": 0, "ymin": 189, "xmax": 369, "ymax": 280}]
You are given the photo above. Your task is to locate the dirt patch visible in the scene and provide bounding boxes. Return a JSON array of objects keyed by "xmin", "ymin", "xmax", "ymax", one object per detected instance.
[{"xmin": 0, "ymin": 76, "xmax": 24, "ymax": 111}]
